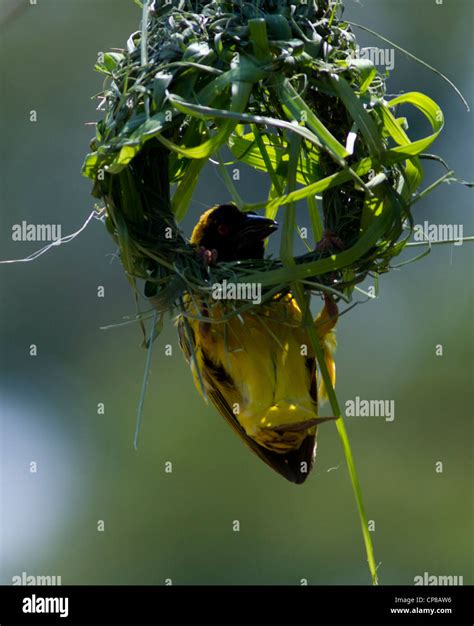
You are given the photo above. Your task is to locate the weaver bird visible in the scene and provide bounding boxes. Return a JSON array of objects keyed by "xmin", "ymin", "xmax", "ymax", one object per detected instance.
[{"xmin": 178, "ymin": 204, "xmax": 338, "ymax": 484}]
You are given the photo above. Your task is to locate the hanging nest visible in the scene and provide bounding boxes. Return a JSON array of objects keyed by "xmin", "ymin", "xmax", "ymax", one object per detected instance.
[{"xmin": 82, "ymin": 0, "xmax": 446, "ymax": 323}]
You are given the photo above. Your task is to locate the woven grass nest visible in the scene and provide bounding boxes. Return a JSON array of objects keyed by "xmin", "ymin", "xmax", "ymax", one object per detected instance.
[
  {"xmin": 82, "ymin": 0, "xmax": 448, "ymax": 324},
  {"xmin": 79, "ymin": 0, "xmax": 472, "ymax": 584}
]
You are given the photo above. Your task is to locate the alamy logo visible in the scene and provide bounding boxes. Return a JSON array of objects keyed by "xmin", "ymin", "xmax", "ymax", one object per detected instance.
[
  {"xmin": 414, "ymin": 572, "xmax": 463, "ymax": 586},
  {"xmin": 345, "ymin": 396, "xmax": 395, "ymax": 422},
  {"xmin": 12, "ymin": 572, "xmax": 62, "ymax": 585},
  {"xmin": 22, "ymin": 594, "xmax": 69, "ymax": 618},
  {"xmin": 414, "ymin": 221, "xmax": 464, "ymax": 246},
  {"xmin": 12, "ymin": 221, "xmax": 62, "ymax": 242},
  {"xmin": 212, "ymin": 279, "xmax": 262, "ymax": 305},
  {"xmin": 349, "ymin": 46, "xmax": 395, "ymax": 71}
]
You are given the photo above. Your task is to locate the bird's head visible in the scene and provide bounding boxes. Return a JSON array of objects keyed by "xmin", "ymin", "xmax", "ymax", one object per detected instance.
[{"xmin": 190, "ymin": 203, "xmax": 278, "ymax": 262}]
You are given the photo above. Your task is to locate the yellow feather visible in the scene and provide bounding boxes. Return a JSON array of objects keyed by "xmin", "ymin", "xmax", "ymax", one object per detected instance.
[{"xmin": 178, "ymin": 294, "xmax": 337, "ymax": 454}]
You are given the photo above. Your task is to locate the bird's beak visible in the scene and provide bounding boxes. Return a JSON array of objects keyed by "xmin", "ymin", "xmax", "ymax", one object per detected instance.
[{"xmin": 241, "ymin": 213, "xmax": 278, "ymax": 240}]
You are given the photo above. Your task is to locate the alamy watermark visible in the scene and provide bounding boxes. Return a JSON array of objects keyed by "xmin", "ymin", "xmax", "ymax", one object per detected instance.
[
  {"xmin": 22, "ymin": 594, "xmax": 68, "ymax": 619},
  {"xmin": 12, "ymin": 221, "xmax": 62, "ymax": 242},
  {"xmin": 414, "ymin": 572, "xmax": 463, "ymax": 586},
  {"xmin": 345, "ymin": 396, "xmax": 395, "ymax": 422},
  {"xmin": 413, "ymin": 221, "xmax": 464, "ymax": 246},
  {"xmin": 14, "ymin": 573, "xmax": 66, "ymax": 619},
  {"xmin": 212, "ymin": 279, "xmax": 262, "ymax": 305},
  {"xmin": 12, "ymin": 571, "xmax": 62, "ymax": 585},
  {"xmin": 349, "ymin": 46, "xmax": 395, "ymax": 71}
]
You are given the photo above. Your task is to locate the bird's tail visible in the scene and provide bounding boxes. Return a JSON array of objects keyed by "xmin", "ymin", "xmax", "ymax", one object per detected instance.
[{"xmin": 314, "ymin": 295, "xmax": 338, "ymax": 403}]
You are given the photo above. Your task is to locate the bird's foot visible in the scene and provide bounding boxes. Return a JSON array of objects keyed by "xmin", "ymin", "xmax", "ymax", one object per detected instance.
[
  {"xmin": 322, "ymin": 292, "xmax": 339, "ymax": 320},
  {"xmin": 316, "ymin": 230, "xmax": 345, "ymax": 253},
  {"xmin": 197, "ymin": 246, "xmax": 218, "ymax": 268}
]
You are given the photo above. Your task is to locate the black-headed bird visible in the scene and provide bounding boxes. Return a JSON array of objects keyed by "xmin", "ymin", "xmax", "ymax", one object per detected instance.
[{"xmin": 178, "ymin": 204, "xmax": 338, "ymax": 484}]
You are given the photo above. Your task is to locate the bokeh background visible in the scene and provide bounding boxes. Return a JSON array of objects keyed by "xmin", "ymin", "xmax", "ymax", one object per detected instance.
[{"xmin": 0, "ymin": 0, "xmax": 472, "ymax": 586}]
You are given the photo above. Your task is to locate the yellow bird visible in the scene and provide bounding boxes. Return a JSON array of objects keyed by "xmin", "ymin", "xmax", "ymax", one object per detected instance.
[{"xmin": 178, "ymin": 204, "xmax": 338, "ymax": 483}]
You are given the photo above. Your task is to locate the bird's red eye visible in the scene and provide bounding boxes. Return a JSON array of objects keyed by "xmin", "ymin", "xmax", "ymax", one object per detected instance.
[{"xmin": 218, "ymin": 224, "xmax": 230, "ymax": 236}]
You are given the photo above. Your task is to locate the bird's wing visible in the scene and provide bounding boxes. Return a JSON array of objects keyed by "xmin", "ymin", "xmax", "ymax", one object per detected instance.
[
  {"xmin": 178, "ymin": 315, "xmax": 316, "ymax": 484},
  {"xmin": 205, "ymin": 380, "xmax": 316, "ymax": 484}
]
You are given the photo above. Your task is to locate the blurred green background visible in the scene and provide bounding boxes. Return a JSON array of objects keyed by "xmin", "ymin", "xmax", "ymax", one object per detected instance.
[{"xmin": 0, "ymin": 0, "xmax": 472, "ymax": 586}]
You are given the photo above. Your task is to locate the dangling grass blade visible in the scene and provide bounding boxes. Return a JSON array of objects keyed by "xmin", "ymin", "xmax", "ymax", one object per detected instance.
[
  {"xmin": 298, "ymin": 291, "xmax": 379, "ymax": 585},
  {"xmin": 134, "ymin": 308, "xmax": 160, "ymax": 450},
  {"xmin": 277, "ymin": 132, "xmax": 377, "ymax": 584}
]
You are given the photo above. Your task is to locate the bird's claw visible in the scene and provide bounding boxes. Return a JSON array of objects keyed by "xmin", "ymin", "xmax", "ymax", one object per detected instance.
[
  {"xmin": 316, "ymin": 230, "xmax": 345, "ymax": 252},
  {"xmin": 197, "ymin": 246, "xmax": 218, "ymax": 267}
]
